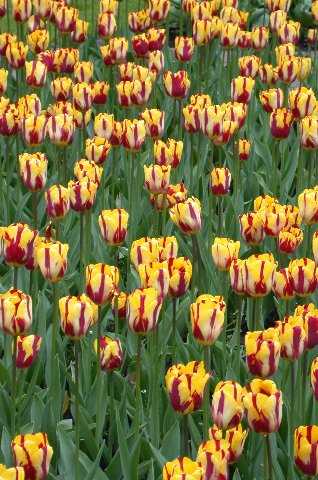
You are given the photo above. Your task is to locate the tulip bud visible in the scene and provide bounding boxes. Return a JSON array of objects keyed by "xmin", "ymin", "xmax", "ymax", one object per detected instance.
[
  {"xmin": 92, "ymin": 81, "xmax": 109, "ymax": 105},
  {"xmin": 297, "ymin": 57, "xmax": 312, "ymax": 82},
  {"xmin": 230, "ymin": 259, "xmax": 245, "ymax": 295},
  {"xmin": 53, "ymin": 47, "xmax": 79, "ymax": 73},
  {"xmin": 278, "ymin": 20, "xmax": 300, "ymax": 45},
  {"xmin": 25, "ymin": 60, "xmax": 47, "ymax": 88},
  {"xmin": 16, "ymin": 334, "xmax": 42, "ymax": 368},
  {"xmin": 252, "ymin": 26, "xmax": 269, "ymax": 49},
  {"xmin": 144, "ymin": 164, "xmax": 171, "ymax": 194},
  {"xmin": 12, "ymin": 0, "xmax": 32, "ymax": 21},
  {"xmin": 12, "ymin": 433, "xmax": 53, "ymax": 480},
  {"xmin": 260, "ymin": 88, "xmax": 284, "ymax": 113},
  {"xmin": 85, "ymin": 263, "xmax": 119, "ymax": 305},
  {"xmin": 2, "ymin": 223, "xmax": 38, "ymax": 268},
  {"xmin": 174, "ymin": 36, "xmax": 195, "ymax": 62},
  {"xmin": 0, "ymin": 289, "xmax": 32, "ymax": 336},
  {"xmin": 231, "ymin": 76, "xmax": 255, "ymax": 104},
  {"xmin": 272, "ymin": 268, "xmax": 294, "ymax": 299},
  {"xmin": 50, "ymin": 76, "xmax": 73, "ymax": 101},
  {"xmin": 313, "ymin": 231, "xmax": 318, "ymax": 264},
  {"xmin": 163, "ymin": 457, "xmax": 203, "ymax": 480},
  {"xmin": 270, "ymin": 9, "xmax": 287, "ymax": 32},
  {"xmin": 168, "ymin": 256, "xmax": 192, "ymax": 297},
  {"xmin": 211, "ymin": 237, "xmax": 240, "ymax": 271},
  {"xmin": 6, "ymin": 41, "xmax": 28, "ymax": 69},
  {"xmin": 47, "ymin": 113, "xmax": 74, "ymax": 146},
  {"xmin": 127, "ymin": 287, "xmax": 163, "ymax": 334},
  {"xmin": 288, "ymin": 87, "xmax": 316, "ymax": 120},
  {"xmin": 196, "ymin": 446, "xmax": 228, "ymax": 480},
  {"xmin": 220, "ymin": 22, "xmax": 239, "ymax": 47},
  {"xmin": 239, "ymin": 55, "xmax": 261, "ymax": 78},
  {"xmin": 94, "ymin": 112, "xmax": 114, "ymax": 140},
  {"xmin": 140, "ymin": 109, "xmax": 165, "ymax": 139},
  {"xmin": 95, "ymin": 336, "xmax": 123, "ymax": 371},
  {"xmin": 276, "ymin": 316, "xmax": 306, "ymax": 360},
  {"xmin": 68, "ymin": 179, "xmax": 97, "ymax": 212},
  {"xmin": 294, "ymin": 426, "xmax": 318, "ymax": 476},
  {"xmin": 289, "ymin": 258, "xmax": 317, "ymax": 296},
  {"xmin": 208, "ymin": 424, "xmax": 248, "ymax": 464},
  {"xmin": 138, "ymin": 262, "xmax": 169, "ymax": 297},
  {"xmin": 35, "ymin": 239, "xmax": 68, "ymax": 282},
  {"xmin": 210, "ymin": 167, "xmax": 232, "ymax": 195},
  {"xmin": 304, "ymin": 308, "xmax": 318, "ymax": 350},
  {"xmin": 20, "ymin": 114, "xmax": 47, "ymax": 147},
  {"xmin": 298, "ymin": 188, "xmax": 318, "ymax": 225},
  {"xmin": 163, "ymin": 70, "xmax": 190, "ymax": 99},
  {"xmin": 211, "ymin": 380, "xmax": 244, "ymax": 430},
  {"xmin": 111, "ymin": 291, "xmax": 128, "ymax": 320},
  {"xmin": 74, "ymin": 159, "xmax": 103, "ymax": 186},
  {"xmin": 300, "ymin": 116, "xmax": 318, "ymax": 149},
  {"xmin": 98, "ymin": 208, "xmax": 129, "ymax": 246},
  {"xmin": 55, "ymin": 5, "xmax": 78, "ymax": 33},
  {"xmin": 278, "ymin": 56, "xmax": 299, "ymax": 83},
  {"xmin": 0, "ymin": 464, "xmax": 24, "ymax": 478},
  {"xmin": 0, "ymin": 68, "xmax": 8, "ymax": 95},
  {"xmin": 154, "ymin": 138, "xmax": 183, "ymax": 168},
  {"xmin": 169, "ymin": 197, "xmax": 201, "ymax": 235},
  {"xmin": 245, "ymin": 328, "xmax": 281, "ymax": 377},
  {"xmin": 85, "ymin": 137, "xmax": 111, "ymax": 165},
  {"xmin": 239, "ymin": 212, "xmax": 264, "ymax": 246},
  {"xmin": 148, "ymin": 50, "xmax": 164, "ymax": 77},
  {"xmin": 45, "ymin": 184, "xmax": 70, "ymax": 219},
  {"xmin": 193, "ymin": 19, "xmax": 213, "ymax": 46},
  {"xmin": 33, "ymin": 0, "xmax": 51, "ymax": 18},
  {"xmin": 59, "ymin": 294, "xmax": 97, "ymax": 339},
  {"xmin": 165, "ymin": 360, "xmax": 209, "ymax": 414},
  {"xmin": 308, "ymin": 28, "xmax": 318, "ymax": 45},
  {"xmin": 130, "ymin": 237, "xmax": 160, "ymax": 268},
  {"xmin": 244, "ymin": 253, "xmax": 277, "ymax": 297},
  {"xmin": 72, "ymin": 82, "xmax": 93, "ymax": 111},
  {"xmin": 311, "ymin": 357, "xmax": 318, "ymax": 400},
  {"xmin": 238, "ymin": 138, "xmax": 251, "ymax": 161},
  {"xmin": 100, "ymin": 0, "xmax": 118, "ymax": 14},
  {"xmin": 121, "ymin": 119, "xmax": 146, "ymax": 150},
  {"xmin": 270, "ymin": 108, "xmax": 293, "ymax": 139},
  {"xmin": 27, "ymin": 29, "xmax": 49, "ymax": 53},
  {"xmin": 98, "ymin": 12, "xmax": 117, "ymax": 37},
  {"xmin": 278, "ymin": 227, "xmax": 303, "ymax": 254},
  {"xmin": 19, "ymin": 152, "xmax": 48, "ymax": 192},
  {"xmin": 190, "ymin": 294, "xmax": 225, "ymax": 345},
  {"xmin": 243, "ymin": 379, "xmax": 282, "ymax": 433},
  {"xmin": 71, "ymin": 19, "xmax": 88, "ymax": 43},
  {"xmin": 259, "ymin": 63, "xmax": 279, "ymax": 85}
]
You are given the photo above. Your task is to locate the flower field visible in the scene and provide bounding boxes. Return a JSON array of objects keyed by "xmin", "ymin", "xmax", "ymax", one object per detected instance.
[{"xmin": 1, "ymin": 0, "xmax": 318, "ymax": 478}]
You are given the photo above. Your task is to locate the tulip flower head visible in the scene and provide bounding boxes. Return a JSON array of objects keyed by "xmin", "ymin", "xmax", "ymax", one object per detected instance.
[
  {"xmin": 0, "ymin": 289, "xmax": 32, "ymax": 336},
  {"xmin": 12, "ymin": 433, "xmax": 53, "ymax": 480},
  {"xmin": 245, "ymin": 328, "xmax": 281, "ymax": 377},
  {"xmin": 45, "ymin": 184, "xmax": 70, "ymax": 219},
  {"xmin": 127, "ymin": 287, "xmax": 163, "ymax": 334},
  {"xmin": 163, "ymin": 457, "xmax": 203, "ymax": 480},
  {"xmin": 95, "ymin": 336, "xmax": 123, "ymax": 371},
  {"xmin": 211, "ymin": 237, "xmax": 240, "ymax": 271},
  {"xmin": 190, "ymin": 294, "xmax": 226, "ymax": 345},
  {"xmin": 294, "ymin": 426, "xmax": 318, "ymax": 476},
  {"xmin": 276, "ymin": 316, "xmax": 306, "ymax": 360},
  {"xmin": 16, "ymin": 334, "xmax": 42, "ymax": 368},
  {"xmin": 59, "ymin": 294, "xmax": 97, "ymax": 339},
  {"xmin": 98, "ymin": 209, "xmax": 129, "ymax": 246},
  {"xmin": 211, "ymin": 380, "xmax": 244, "ymax": 430},
  {"xmin": 85, "ymin": 263, "xmax": 119, "ymax": 305},
  {"xmin": 289, "ymin": 258, "xmax": 317, "ymax": 296},
  {"xmin": 169, "ymin": 197, "xmax": 202, "ymax": 235}
]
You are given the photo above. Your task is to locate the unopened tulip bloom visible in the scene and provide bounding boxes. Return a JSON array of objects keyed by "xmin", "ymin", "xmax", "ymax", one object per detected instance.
[
  {"xmin": 45, "ymin": 184, "xmax": 70, "ymax": 219},
  {"xmin": 278, "ymin": 57, "xmax": 299, "ymax": 83},
  {"xmin": 210, "ymin": 167, "xmax": 232, "ymax": 195},
  {"xmin": 193, "ymin": 19, "xmax": 213, "ymax": 46},
  {"xmin": 196, "ymin": 446, "xmax": 228, "ymax": 480},
  {"xmin": 72, "ymin": 82, "xmax": 93, "ymax": 111},
  {"xmin": 158, "ymin": 236, "xmax": 179, "ymax": 261},
  {"xmin": 260, "ymin": 203, "xmax": 287, "ymax": 237},
  {"xmin": 131, "ymin": 78, "xmax": 153, "ymax": 106},
  {"xmin": 163, "ymin": 457, "xmax": 203, "ymax": 480},
  {"xmin": 16, "ymin": 334, "xmax": 42, "ymax": 368},
  {"xmin": 140, "ymin": 109, "xmax": 165, "ymax": 139},
  {"xmin": 308, "ymin": 29, "xmax": 318, "ymax": 45},
  {"xmin": 237, "ymin": 30, "xmax": 252, "ymax": 49},
  {"xmin": 304, "ymin": 308, "xmax": 318, "ymax": 350},
  {"xmin": 239, "ymin": 55, "xmax": 261, "ymax": 78},
  {"xmin": 313, "ymin": 231, "xmax": 318, "ymax": 264},
  {"xmin": 98, "ymin": 209, "xmax": 129, "ymax": 246},
  {"xmin": 71, "ymin": 19, "xmax": 88, "ymax": 43},
  {"xmin": 53, "ymin": 47, "xmax": 79, "ymax": 73},
  {"xmin": 169, "ymin": 197, "xmax": 201, "ymax": 235},
  {"xmin": 111, "ymin": 291, "xmax": 128, "ymax": 320},
  {"xmin": 0, "ymin": 289, "xmax": 32, "ymax": 336},
  {"xmin": 220, "ymin": 22, "xmax": 239, "ymax": 47},
  {"xmin": 266, "ymin": 0, "xmax": 291, "ymax": 11},
  {"xmin": 243, "ymin": 379, "xmax": 282, "ymax": 433},
  {"xmin": 245, "ymin": 328, "xmax": 281, "ymax": 377},
  {"xmin": 231, "ymin": 76, "xmax": 255, "ymax": 104},
  {"xmin": 278, "ymin": 227, "xmax": 303, "ymax": 254},
  {"xmin": 12, "ymin": 0, "xmax": 32, "ymax": 21},
  {"xmin": 269, "ymin": 9, "xmax": 287, "ymax": 32},
  {"xmin": 0, "ymin": 464, "xmax": 24, "ymax": 478},
  {"xmin": 35, "ymin": 239, "xmax": 68, "ymax": 282},
  {"xmin": 163, "ymin": 70, "xmax": 190, "ymax": 99},
  {"xmin": 238, "ymin": 138, "xmax": 251, "ymax": 161},
  {"xmin": 278, "ymin": 20, "xmax": 300, "ymax": 44},
  {"xmin": 98, "ymin": 12, "xmax": 116, "ymax": 38},
  {"xmin": 272, "ymin": 268, "xmax": 294, "ymax": 299},
  {"xmin": 130, "ymin": 237, "xmax": 160, "ymax": 268},
  {"xmin": 59, "ymin": 294, "xmax": 97, "ymax": 339},
  {"xmin": 100, "ymin": 0, "xmax": 118, "ymax": 14},
  {"xmin": 68, "ymin": 179, "xmax": 98, "ymax": 212},
  {"xmin": 211, "ymin": 237, "xmax": 240, "ymax": 271},
  {"xmin": 149, "ymin": 0, "xmax": 170, "ymax": 21},
  {"xmin": 0, "ymin": 68, "xmax": 7, "ymax": 95},
  {"xmin": 311, "ymin": 358, "xmax": 318, "ymax": 400},
  {"xmin": 289, "ymin": 258, "xmax": 317, "ymax": 296},
  {"xmin": 85, "ymin": 263, "xmax": 119, "ymax": 305},
  {"xmin": 74, "ymin": 159, "xmax": 103, "ymax": 186},
  {"xmin": 276, "ymin": 316, "xmax": 306, "ymax": 360},
  {"xmin": 289, "ymin": 87, "xmax": 316, "ymax": 120},
  {"xmin": 166, "ymin": 257, "xmax": 191, "ymax": 297},
  {"xmin": 121, "ymin": 119, "xmax": 146, "ymax": 150},
  {"xmin": 12, "ymin": 433, "xmax": 53, "ymax": 480},
  {"xmin": 298, "ymin": 188, "xmax": 318, "ymax": 224},
  {"xmin": 208, "ymin": 424, "xmax": 248, "ymax": 464},
  {"xmin": 51, "ymin": 77, "xmax": 73, "ymax": 100},
  {"xmin": 174, "ymin": 36, "xmax": 195, "ymax": 62},
  {"xmin": 127, "ymin": 288, "xmax": 163, "ymax": 334},
  {"xmin": 294, "ymin": 426, "xmax": 318, "ymax": 476},
  {"xmin": 47, "ymin": 113, "xmax": 74, "ymax": 146},
  {"xmin": 260, "ymin": 88, "xmax": 284, "ymax": 113},
  {"xmin": 6, "ymin": 41, "xmax": 28, "ymax": 69},
  {"xmin": 33, "ymin": 0, "xmax": 51, "ymax": 18},
  {"xmin": 19, "ymin": 152, "xmax": 47, "ymax": 192},
  {"xmin": 244, "ymin": 253, "xmax": 277, "ymax": 297},
  {"xmin": 94, "ymin": 113, "xmax": 114, "ymax": 140},
  {"xmin": 259, "ymin": 63, "xmax": 279, "ymax": 85},
  {"xmin": 270, "ymin": 108, "xmax": 293, "ymax": 139},
  {"xmin": 92, "ymin": 81, "xmax": 109, "ymax": 105},
  {"xmin": 300, "ymin": 116, "xmax": 318, "ymax": 149},
  {"xmin": 20, "ymin": 114, "xmax": 47, "ymax": 147},
  {"xmin": 239, "ymin": 212, "xmax": 265, "ymax": 245},
  {"xmin": 252, "ymin": 26, "xmax": 269, "ymax": 49},
  {"xmin": 154, "ymin": 138, "xmax": 183, "ymax": 168},
  {"xmin": 230, "ymin": 259, "xmax": 246, "ymax": 295},
  {"xmin": 144, "ymin": 164, "xmax": 171, "ymax": 194},
  {"xmin": 85, "ymin": 137, "xmax": 111, "ymax": 165},
  {"xmin": 211, "ymin": 380, "xmax": 244, "ymax": 430},
  {"xmin": 95, "ymin": 336, "xmax": 123, "ymax": 371},
  {"xmin": 27, "ymin": 29, "xmax": 49, "ymax": 53},
  {"xmin": 165, "ymin": 361, "xmax": 209, "ymax": 414},
  {"xmin": 148, "ymin": 50, "xmax": 164, "ymax": 77},
  {"xmin": 138, "ymin": 262, "xmax": 170, "ymax": 297},
  {"xmin": 190, "ymin": 294, "xmax": 226, "ymax": 345},
  {"xmin": 2, "ymin": 224, "xmax": 38, "ymax": 268},
  {"xmin": 25, "ymin": 60, "xmax": 47, "ymax": 87}
]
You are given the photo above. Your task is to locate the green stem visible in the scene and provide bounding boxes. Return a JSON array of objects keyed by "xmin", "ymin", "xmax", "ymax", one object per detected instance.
[
  {"xmin": 75, "ymin": 341, "xmax": 80, "ymax": 480},
  {"xmin": 32, "ymin": 192, "xmax": 38, "ymax": 229},
  {"xmin": 11, "ymin": 335, "xmax": 17, "ymax": 435},
  {"xmin": 265, "ymin": 435, "xmax": 273, "ymax": 480},
  {"xmin": 95, "ymin": 306, "xmax": 102, "ymax": 444},
  {"xmin": 151, "ymin": 327, "xmax": 160, "ymax": 447},
  {"xmin": 135, "ymin": 336, "xmax": 142, "ymax": 436},
  {"xmin": 296, "ymin": 146, "xmax": 304, "ymax": 196},
  {"xmin": 13, "ymin": 267, "xmax": 18, "ymax": 289},
  {"xmin": 301, "ymin": 350, "xmax": 308, "ymax": 414},
  {"xmin": 181, "ymin": 414, "xmax": 188, "ymax": 456},
  {"xmin": 80, "ymin": 212, "xmax": 85, "ymax": 284},
  {"xmin": 203, "ymin": 345, "xmax": 211, "ymax": 440},
  {"xmin": 50, "ymin": 282, "xmax": 59, "ymax": 386},
  {"xmin": 217, "ymin": 197, "xmax": 223, "ymax": 235}
]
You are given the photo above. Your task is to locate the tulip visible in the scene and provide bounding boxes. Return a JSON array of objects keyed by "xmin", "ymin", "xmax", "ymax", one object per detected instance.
[
  {"xmin": 259, "ymin": 63, "xmax": 279, "ymax": 85},
  {"xmin": 163, "ymin": 70, "xmax": 190, "ymax": 99},
  {"xmin": 59, "ymin": 294, "xmax": 97, "ymax": 339},
  {"xmin": 100, "ymin": 0, "xmax": 118, "ymax": 13},
  {"xmin": 147, "ymin": 27, "xmax": 166, "ymax": 51},
  {"xmin": 144, "ymin": 164, "xmax": 171, "ymax": 194},
  {"xmin": 25, "ymin": 60, "xmax": 47, "ymax": 87},
  {"xmin": 211, "ymin": 380, "xmax": 244, "ymax": 430},
  {"xmin": 196, "ymin": 446, "xmax": 229, "ymax": 480},
  {"xmin": 288, "ymin": 87, "xmax": 316, "ymax": 120},
  {"xmin": 0, "ymin": 464, "xmax": 24, "ymax": 478},
  {"xmin": 278, "ymin": 227, "xmax": 303, "ymax": 254},
  {"xmin": 2, "ymin": 223, "xmax": 38, "ymax": 268},
  {"xmin": 6, "ymin": 41, "xmax": 28, "ymax": 69},
  {"xmin": 210, "ymin": 167, "xmax": 232, "ymax": 196},
  {"xmin": 245, "ymin": 328, "xmax": 281, "ymax": 377},
  {"xmin": 35, "ymin": 239, "xmax": 68, "ymax": 282},
  {"xmin": 278, "ymin": 57, "xmax": 299, "ymax": 83},
  {"xmin": 163, "ymin": 457, "xmax": 203, "ymax": 480},
  {"xmin": 193, "ymin": 19, "xmax": 213, "ymax": 46},
  {"xmin": 138, "ymin": 262, "xmax": 170, "ymax": 297},
  {"xmin": 308, "ymin": 29, "xmax": 318, "ymax": 45},
  {"xmin": 27, "ymin": 29, "xmax": 49, "ymax": 53},
  {"xmin": 208, "ymin": 424, "xmax": 248, "ymax": 463},
  {"xmin": 259, "ymin": 88, "xmax": 284, "ymax": 113},
  {"xmin": 19, "ymin": 152, "xmax": 48, "ymax": 192},
  {"xmin": 0, "ymin": 68, "xmax": 8, "ymax": 95},
  {"xmin": 50, "ymin": 76, "xmax": 73, "ymax": 101},
  {"xmin": 74, "ymin": 159, "xmax": 103, "ymax": 186},
  {"xmin": 47, "ymin": 114, "xmax": 74, "ymax": 146},
  {"xmin": 298, "ymin": 188, "xmax": 318, "ymax": 224},
  {"xmin": 92, "ymin": 81, "xmax": 109, "ymax": 105},
  {"xmin": 266, "ymin": 0, "xmax": 291, "ymax": 12},
  {"xmin": 229, "ymin": 259, "xmax": 245, "ymax": 295},
  {"xmin": 165, "ymin": 360, "xmax": 209, "ymax": 414},
  {"xmin": 238, "ymin": 138, "xmax": 251, "ymax": 161},
  {"xmin": 121, "ymin": 119, "xmax": 146, "ymax": 150},
  {"xmin": 131, "ymin": 78, "xmax": 153, "ymax": 106},
  {"xmin": 190, "ymin": 294, "xmax": 226, "ymax": 345},
  {"xmin": 289, "ymin": 258, "xmax": 317, "ymax": 296},
  {"xmin": 252, "ymin": 26, "xmax": 269, "ymax": 49},
  {"xmin": 45, "ymin": 184, "xmax": 70, "ymax": 219},
  {"xmin": 85, "ymin": 137, "xmax": 111, "ymax": 165},
  {"xmin": 260, "ymin": 203, "xmax": 287, "ymax": 237},
  {"xmin": 294, "ymin": 426, "xmax": 318, "ymax": 476},
  {"xmin": 239, "ymin": 212, "xmax": 264, "ymax": 246},
  {"xmin": 12, "ymin": 0, "xmax": 32, "ymax": 21},
  {"xmin": 0, "ymin": 289, "xmax": 32, "ymax": 336},
  {"xmin": 148, "ymin": 50, "xmax": 164, "ymax": 76},
  {"xmin": 243, "ymin": 378, "xmax": 283, "ymax": 433},
  {"xmin": 239, "ymin": 55, "xmax": 261, "ymax": 78},
  {"xmin": 140, "ymin": 109, "xmax": 165, "ymax": 139},
  {"xmin": 311, "ymin": 357, "xmax": 318, "ymax": 400},
  {"xmin": 53, "ymin": 47, "xmax": 79, "ymax": 73},
  {"xmin": 98, "ymin": 12, "xmax": 117, "ymax": 38},
  {"xmin": 130, "ymin": 237, "xmax": 160, "ymax": 268},
  {"xmin": 94, "ymin": 113, "xmax": 114, "ymax": 140},
  {"xmin": 149, "ymin": 0, "xmax": 170, "ymax": 21},
  {"xmin": 20, "ymin": 114, "xmax": 47, "ymax": 147},
  {"xmin": 278, "ymin": 20, "xmax": 300, "ymax": 44},
  {"xmin": 85, "ymin": 264, "xmax": 119, "ymax": 305},
  {"xmin": 220, "ymin": 22, "xmax": 239, "ymax": 47},
  {"xmin": 231, "ymin": 76, "xmax": 255, "ymax": 104},
  {"xmin": 71, "ymin": 19, "xmax": 88, "ymax": 43},
  {"xmin": 304, "ymin": 309, "xmax": 318, "ymax": 350},
  {"xmin": 243, "ymin": 253, "xmax": 277, "ymax": 297},
  {"xmin": 0, "ymin": 33, "xmax": 16, "ymax": 56},
  {"xmin": 269, "ymin": 9, "xmax": 287, "ymax": 32},
  {"xmin": 12, "ymin": 433, "xmax": 53, "ymax": 480},
  {"xmin": 16, "ymin": 334, "xmax": 42, "ymax": 368},
  {"xmin": 128, "ymin": 9, "xmax": 151, "ymax": 33},
  {"xmin": 28, "ymin": 14, "xmax": 45, "ymax": 32},
  {"xmin": 272, "ymin": 268, "xmax": 294, "ymax": 299},
  {"xmin": 98, "ymin": 208, "xmax": 129, "ymax": 246},
  {"xmin": 270, "ymin": 108, "xmax": 293, "ymax": 139},
  {"xmin": 95, "ymin": 336, "xmax": 123, "ymax": 371},
  {"xmin": 159, "ymin": 236, "xmax": 179, "ymax": 261},
  {"xmin": 220, "ymin": 5, "xmax": 239, "ymax": 23},
  {"xmin": 313, "ymin": 231, "xmax": 318, "ymax": 264},
  {"xmin": 33, "ymin": 0, "xmax": 51, "ymax": 18},
  {"xmin": 55, "ymin": 5, "xmax": 78, "ymax": 33},
  {"xmin": 154, "ymin": 138, "xmax": 183, "ymax": 168},
  {"xmin": 169, "ymin": 197, "xmax": 201, "ymax": 235},
  {"xmin": 127, "ymin": 287, "xmax": 163, "ymax": 334},
  {"xmin": 211, "ymin": 237, "xmax": 240, "ymax": 271},
  {"xmin": 68, "ymin": 179, "xmax": 98, "ymax": 212},
  {"xmin": 276, "ymin": 316, "xmax": 306, "ymax": 360},
  {"xmin": 72, "ymin": 82, "xmax": 93, "ymax": 111},
  {"xmin": 298, "ymin": 56, "xmax": 312, "ymax": 81},
  {"xmin": 174, "ymin": 36, "xmax": 195, "ymax": 62},
  {"xmin": 111, "ymin": 291, "xmax": 128, "ymax": 320},
  {"xmin": 168, "ymin": 256, "xmax": 192, "ymax": 297}
]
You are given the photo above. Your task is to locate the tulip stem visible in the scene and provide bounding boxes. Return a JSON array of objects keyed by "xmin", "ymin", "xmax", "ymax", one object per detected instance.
[
  {"xmin": 135, "ymin": 336, "xmax": 142, "ymax": 436},
  {"xmin": 80, "ymin": 212, "xmax": 85, "ymax": 286},
  {"xmin": 13, "ymin": 267, "xmax": 18, "ymax": 289},
  {"xmin": 74, "ymin": 341, "xmax": 80, "ymax": 480},
  {"xmin": 181, "ymin": 414, "xmax": 188, "ymax": 456},
  {"xmin": 265, "ymin": 435, "xmax": 273, "ymax": 480},
  {"xmin": 301, "ymin": 350, "xmax": 308, "ymax": 414},
  {"xmin": 296, "ymin": 146, "xmax": 304, "ymax": 196},
  {"xmin": 32, "ymin": 192, "xmax": 38, "ymax": 230},
  {"xmin": 50, "ymin": 282, "xmax": 59, "ymax": 390},
  {"xmin": 96, "ymin": 306, "xmax": 102, "ymax": 445},
  {"xmin": 11, "ymin": 335, "xmax": 17, "ymax": 435},
  {"xmin": 203, "ymin": 346, "xmax": 211, "ymax": 440}
]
